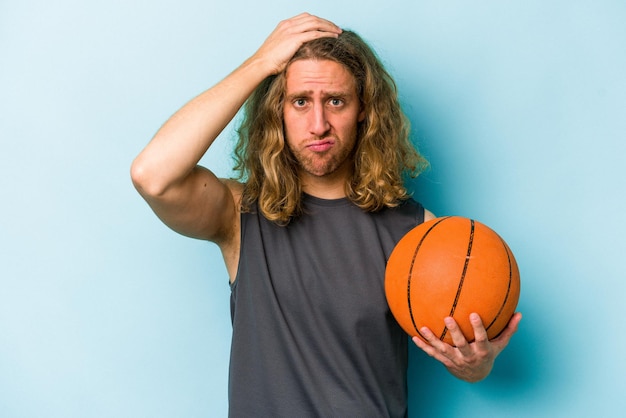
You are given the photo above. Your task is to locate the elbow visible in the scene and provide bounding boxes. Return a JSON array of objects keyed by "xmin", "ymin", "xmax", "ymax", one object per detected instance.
[{"xmin": 130, "ymin": 157, "xmax": 167, "ymax": 198}]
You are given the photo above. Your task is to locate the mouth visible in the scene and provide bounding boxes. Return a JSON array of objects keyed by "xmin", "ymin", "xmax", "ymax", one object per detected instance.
[{"xmin": 306, "ymin": 139, "xmax": 335, "ymax": 153}]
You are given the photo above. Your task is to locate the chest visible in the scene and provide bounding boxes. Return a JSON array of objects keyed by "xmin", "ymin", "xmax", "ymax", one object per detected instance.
[{"xmin": 258, "ymin": 205, "xmax": 394, "ymax": 325}]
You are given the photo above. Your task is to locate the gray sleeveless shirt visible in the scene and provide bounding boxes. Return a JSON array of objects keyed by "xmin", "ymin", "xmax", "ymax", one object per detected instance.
[{"xmin": 229, "ymin": 194, "xmax": 424, "ymax": 417}]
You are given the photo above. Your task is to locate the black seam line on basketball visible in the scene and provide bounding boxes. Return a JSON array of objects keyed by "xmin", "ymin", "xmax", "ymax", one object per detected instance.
[
  {"xmin": 440, "ymin": 218, "xmax": 474, "ymax": 342},
  {"xmin": 484, "ymin": 236, "xmax": 514, "ymax": 334},
  {"xmin": 408, "ymin": 216, "xmax": 451, "ymax": 337}
]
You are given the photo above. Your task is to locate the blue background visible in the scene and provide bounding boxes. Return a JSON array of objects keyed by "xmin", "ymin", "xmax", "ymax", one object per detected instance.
[{"xmin": 1, "ymin": 1, "xmax": 624, "ymax": 417}]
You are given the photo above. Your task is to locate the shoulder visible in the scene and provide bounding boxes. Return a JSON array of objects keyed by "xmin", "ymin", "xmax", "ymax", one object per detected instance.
[
  {"xmin": 391, "ymin": 197, "xmax": 435, "ymax": 224},
  {"xmin": 399, "ymin": 197, "xmax": 436, "ymax": 222}
]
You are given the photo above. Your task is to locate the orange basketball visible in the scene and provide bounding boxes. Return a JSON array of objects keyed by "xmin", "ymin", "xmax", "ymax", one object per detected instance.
[{"xmin": 385, "ymin": 216, "xmax": 520, "ymax": 345}]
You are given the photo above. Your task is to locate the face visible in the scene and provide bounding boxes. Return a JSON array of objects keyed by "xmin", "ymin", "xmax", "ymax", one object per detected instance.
[{"xmin": 283, "ymin": 59, "xmax": 365, "ymax": 182}]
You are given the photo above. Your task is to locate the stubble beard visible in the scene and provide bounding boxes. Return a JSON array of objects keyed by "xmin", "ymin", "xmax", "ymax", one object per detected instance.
[{"xmin": 289, "ymin": 136, "xmax": 356, "ymax": 178}]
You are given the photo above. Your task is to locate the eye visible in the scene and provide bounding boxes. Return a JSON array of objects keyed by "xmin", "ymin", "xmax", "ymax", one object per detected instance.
[
  {"xmin": 329, "ymin": 98, "xmax": 344, "ymax": 106},
  {"xmin": 293, "ymin": 98, "xmax": 307, "ymax": 107}
]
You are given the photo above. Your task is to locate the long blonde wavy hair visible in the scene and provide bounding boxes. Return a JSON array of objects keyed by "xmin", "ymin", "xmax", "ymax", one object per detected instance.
[{"xmin": 234, "ymin": 30, "xmax": 428, "ymax": 225}]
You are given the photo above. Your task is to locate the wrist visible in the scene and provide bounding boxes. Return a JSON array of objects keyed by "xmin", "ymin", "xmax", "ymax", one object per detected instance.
[{"xmin": 241, "ymin": 54, "xmax": 279, "ymax": 80}]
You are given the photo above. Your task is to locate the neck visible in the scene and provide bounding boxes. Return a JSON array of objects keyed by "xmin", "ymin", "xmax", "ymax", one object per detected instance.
[
  {"xmin": 299, "ymin": 167, "xmax": 350, "ymax": 200},
  {"xmin": 302, "ymin": 181, "xmax": 346, "ymax": 199}
]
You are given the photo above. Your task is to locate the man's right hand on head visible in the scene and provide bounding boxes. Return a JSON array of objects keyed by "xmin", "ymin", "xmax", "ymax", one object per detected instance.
[{"xmin": 252, "ymin": 12, "xmax": 342, "ymax": 75}]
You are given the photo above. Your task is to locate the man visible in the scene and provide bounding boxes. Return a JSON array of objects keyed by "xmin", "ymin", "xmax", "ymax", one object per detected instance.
[{"xmin": 131, "ymin": 13, "xmax": 521, "ymax": 417}]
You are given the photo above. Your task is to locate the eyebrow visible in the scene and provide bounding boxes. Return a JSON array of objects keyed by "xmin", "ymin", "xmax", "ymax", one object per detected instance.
[{"xmin": 285, "ymin": 90, "xmax": 352, "ymax": 101}]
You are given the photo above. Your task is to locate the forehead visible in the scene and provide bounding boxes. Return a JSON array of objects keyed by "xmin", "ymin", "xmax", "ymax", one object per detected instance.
[{"xmin": 284, "ymin": 59, "xmax": 357, "ymax": 94}]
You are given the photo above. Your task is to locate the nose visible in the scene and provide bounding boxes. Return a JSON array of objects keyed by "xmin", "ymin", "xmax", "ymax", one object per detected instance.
[{"xmin": 309, "ymin": 103, "xmax": 330, "ymax": 137}]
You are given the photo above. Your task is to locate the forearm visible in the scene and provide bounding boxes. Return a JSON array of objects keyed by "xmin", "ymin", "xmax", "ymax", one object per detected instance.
[{"xmin": 131, "ymin": 56, "xmax": 271, "ymax": 198}]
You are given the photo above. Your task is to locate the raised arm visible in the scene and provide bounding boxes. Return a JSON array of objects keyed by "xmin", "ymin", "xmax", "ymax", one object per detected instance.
[{"xmin": 131, "ymin": 13, "xmax": 342, "ymax": 251}]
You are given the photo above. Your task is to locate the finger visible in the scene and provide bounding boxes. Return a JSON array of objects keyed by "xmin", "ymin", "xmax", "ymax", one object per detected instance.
[
  {"xmin": 509, "ymin": 312, "xmax": 523, "ymax": 330},
  {"xmin": 279, "ymin": 13, "xmax": 342, "ymax": 36},
  {"xmin": 294, "ymin": 12, "xmax": 338, "ymax": 24},
  {"xmin": 419, "ymin": 326, "xmax": 460, "ymax": 361},
  {"xmin": 296, "ymin": 13, "xmax": 342, "ymax": 33},
  {"xmin": 417, "ymin": 326, "xmax": 451, "ymax": 354},
  {"xmin": 469, "ymin": 313, "xmax": 489, "ymax": 346},
  {"xmin": 257, "ymin": 14, "xmax": 341, "ymax": 74},
  {"xmin": 491, "ymin": 312, "xmax": 523, "ymax": 348},
  {"xmin": 444, "ymin": 317, "xmax": 473, "ymax": 356},
  {"xmin": 412, "ymin": 333, "xmax": 454, "ymax": 368},
  {"xmin": 416, "ymin": 326, "xmax": 437, "ymax": 346},
  {"xmin": 411, "ymin": 335, "xmax": 431, "ymax": 351}
]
